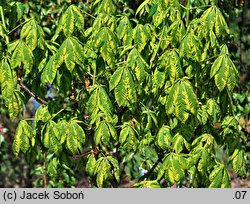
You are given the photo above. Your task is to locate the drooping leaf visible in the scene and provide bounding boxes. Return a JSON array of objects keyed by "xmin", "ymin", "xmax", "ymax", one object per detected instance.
[
  {"xmin": 54, "ymin": 36, "xmax": 84, "ymax": 72},
  {"xmin": 95, "ymin": 27, "xmax": 117, "ymax": 68},
  {"xmin": 127, "ymin": 48, "xmax": 149, "ymax": 82},
  {"xmin": 20, "ymin": 18, "xmax": 45, "ymax": 50},
  {"xmin": 0, "ymin": 59, "xmax": 17, "ymax": 100},
  {"xmin": 86, "ymin": 154, "xmax": 97, "ymax": 177},
  {"xmin": 117, "ymin": 16, "xmax": 133, "ymax": 47},
  {"xmin": 11, "ymin": 40, "xmax": 34, "ymax": 75},
  {"xmin": 210, "ymin": 45, "xmax": 238, "ymax": 91},
  {"xmin": 165, "ymin": 78, "xmax": 198, "ymax": 122},
  {"xmin": 53, "ymin": 5, "xmax": 84, "ymax": 40},
  {"xmin": 114, "ymin": 68, "xmax": 137, "ymax": 108},
  {"xmin": 230, "ymin": 149, "xmax": 246, "ymax": 176},
  {"xmin": 156, "ymin": 126, "xmax": 173, "ymax": 150},
  {"xmin": 12, "ymin": 120, "xmax": 33, "ymax": 156},
  {"xmin": 209, "ymin": 164, "xmax": 230, "ymax": 188}
]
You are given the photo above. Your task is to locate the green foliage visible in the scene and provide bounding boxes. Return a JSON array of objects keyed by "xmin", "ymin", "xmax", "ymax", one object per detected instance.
[{"xmin": 0, "ymin": 0, "xmax": 248, "ymax": 188}]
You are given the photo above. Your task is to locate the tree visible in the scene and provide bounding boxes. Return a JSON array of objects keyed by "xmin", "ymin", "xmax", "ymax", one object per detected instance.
[{"xmin": 0, "ymin": 0, "xmax": 248, "ymax": 187}]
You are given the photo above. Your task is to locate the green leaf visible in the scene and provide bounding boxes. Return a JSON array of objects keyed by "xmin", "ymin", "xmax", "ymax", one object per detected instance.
[
  {"xmin": 179, "ymin": 32, "xmax": 202, "ymax": 62},
  {"xmin": 127, "ymin": 48, "xmax": 149, "ymax": 82},
  {"xmin": 54, "ymin": 36, "xmax": 84, "ymax": 72},
  {"xmin": 97, "ymin": 0, "xmax": 117, "ymax": 15},
  {"xmin": 107, "ymin": 156, "xmax": 120, "ymax": 183},
  {"xmin": 20, "ymin": 18, "xmax": 45, "ymax": 50},
  {"xmin": 165, "ymin": 78, "xmax": 198, "ymax": 122},
  {"xmin": 95, "ymin": 157, "xmax": 111, "ymax": 187},
  {"xmin": 43, "ymin": 121, "xmax": 62, "ymax": 155},
  {"xmin": 134, "ymin": 180, "xmax": 161, "ymax": 188},
  {"xmin": 67, "ymin": 120, "xmax": 85, "ymax": 154},
  {"xmin": 86, "ymin": 154, "xmax": 97, "ymax": 177},
  {"xmin": 11, "ymin": 40, "xmax": 34, "ymax": 75},
  {"xmin": 159, "ymin": 153, "xmax": 188, "ymax": 185},
  {"xmin": 114, "ymin": 68, "xmax": 137, "ymax": 108},
  {"xmin": 97, "ymin": 86, "xmax": 113, "ymax": 115},
  {"xmin": 41, "ymin": 56, "xmax": 58, "ymax": 84},
  {"xmin": 8, "ymin": 91, "xmax": 23, "ymax": 120},
  {"xmin": 119, "ymin": 123, "xmax": 138, "ymax": 152},
  {"xmin": 117, "ymin": 16, "xmax": 133, "ymax": 47},
  {"xmin": 200, "ymin": 6, "xmax": 229, "ymax": 39},
  {"xmin": 12, "ymin": 120, "xmax": 33, "ymax": 156},
  {"xmin": 210, "ymin": 45, "xmax": 238, "ymax": 91},
  {"xmin": 172, "ymin": 133, "xmax": 190, "ymax": 153},
  {"xmin": 0, "ymin": 59, "xmax": 17, "ymax": 100},
  {"xmin": 95, "ymin": 27, "xmax": 117, "ymax": 68},
  {"xmin": 230, "ymin": 149, "xmax": 246, "ymax": 176},
  {"xmin": 94, "ymin": 121, "xmax": 110, "ymax": 145},
  {"xmin": 209, "ymin": 164, "xmax": 230, "ymax": 188},
  {"xmin": 156, "ymin": 126, "xmax": 172, "ymax": 150},
  {"xmin": 159, "ymin": 50, "xmax": 183, "ymax": 84},
  {"xmin": 109, "ymin": 67, "xmax": 124, "ymax": 91},
  {"xmin": 132, "ymin": 24, "xmax": 151, "ymax": 52},
  {"xmin": 53, "ymin": 5, "xmax": 84, "ymax": 40}
]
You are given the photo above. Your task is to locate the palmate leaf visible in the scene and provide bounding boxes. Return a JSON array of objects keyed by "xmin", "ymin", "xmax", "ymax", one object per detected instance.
[
  {"xmin": 179, "ymin": 32, "xmax": 202, "ymax": 62},
  {"xmin": 95, "ymin": 157, "xmax": 111, "ymax": 187},
  {"xmin": 229, "ymin": 149, "xmax": 246, "ymax": 176},
  {"xmin": 8, "ymin": 91, "xmax": 23, "ymax": 120},
  {"xmin": 67, "ymin": 120, "xmax": 86, "ymax": 154},
  {"xmin": 158, "ymin": 153, "xmax": 188, "ymax": 185},
  {"xmin": 109, "ymin": 67, "xmax": 124, "ymax": 91},
  {"xmin": 0, "ymin": 59, "xmax": 17, "ymax": 100},
  {"xmin": 96, "ymin": 0, "xmax": 117, "ymax": 15},
  {"xmin": 206, "ymin": 99, "xmax": 220, "ymax": 123},
  {"xmin": 20, "ymin": 18, "xmax": 45, "ymax": 50},
  {"xmin": 127, "ymin": 48, "xmax": 149, "ymax": 82},
  {"xmin": 41, "ymin": 56, "xmax": 58, "ymax": 84},
  {"xmin": 43, "ymin": 121, "xmax": 62, "ymax": 155},
  {"xmin": 117, "ymin": 16, "xmax": 133, "ymax": 47},
  {"xmin": 192, "ymin": 134, "xmax": 217, "ymax": 153},
  {"xmin": 95, "ymin": 27, "xmax": 117, "ymax": 68},
  {"xmin": 94, "ymin": 121, "xmax": 110, "ymax": 145},
  {"xmin": 165, "ymin": 78, "xmax": 198, "ymax": 122},
  {"xmin": 152, "ymin": 68, "xmax": 165, "ymax": 93},
  {"xmin": 167, "ymin": 19, "xmax": 186, "ymax": 46},
  {"xmin": 132, "ymin": 24, "xmax": 151, "ymax": 52},
  {"xmin": 158, "ymin": 50, "xmax": 183, "ymax": 84},
  {"xmin": 10, "ymin": 40, "xmax": 34, "ymax": 75},
  {"xmin": 12, "ymin": 120, "xmax": 33, "ymax": 156},
  {"xmin": 114, "ymin": 68, "xmax": 137, "ymax": 108},
  {"xmin": 209, "ymin": 164, "xmax": 230, "ymax": 188},
  {"xmin": 119, "ymin": 123, "xmax": 138, "ymax": 152},
  {"xmin": 200, "ymin": 6, "xmax": 229, "ymax": 39},
  {"xmin": 54, "ymin": 36, "xmax": 84, "ymax": 72},
  {"xmin": 35, "ymin": 106, "xmax": 51, "ymax": 123},
  {"xmin": 47, "ymin": 157, "xmax": 59, "ymax": 178},
  {"xmin": 172, "ymin": 133, "xmax": 191, "ymax": 153},
  {"xmin": 107, "ymin": 156, "xmax": 120, "ymax": 183},
  {"xmin": 210, "ymin": 45, "xmax": 238, "ymax": 91},
  {"xmin": 86, "ymin": 154, "xmax": 97, "ymax": 177},
  {"xmin": 97, "ymin": 86, "xmax": 114, "ymax": 115},
  {"xmin": 134, "ymin": 180, "xmax": 161, "ymax": 188},
  {"xmin": 86, "ymin": 87, "xmax": 98, "ymax": 115},
  {"xmin": 52, "ymin": 5, "xmax": 84, "ymax": 40},
  {"xmin": 156, "ymin": 125, "xmax": 173, "ymax": 150}
]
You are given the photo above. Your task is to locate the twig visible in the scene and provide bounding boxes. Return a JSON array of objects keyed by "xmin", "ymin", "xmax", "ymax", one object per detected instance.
[
  {"xmin": 139, "ymin": 152, "xmax": 166, "ymax": 181},
  {"xmin": 43, "ymin": 152, "xmax": 47, "ymax": 188},
  {"xmin": 17, "ymin": 77, "xmax": 48, "ymax": 105}
]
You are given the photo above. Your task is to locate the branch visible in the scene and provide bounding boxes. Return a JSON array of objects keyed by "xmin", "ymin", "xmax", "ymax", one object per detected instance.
[
  {"xmin": 138, "ymin": 151, "xmax": 166, "ymax": 181},
  {"xmin": 17, "ymin": 78, "xmax": 48, "ymax": 105}
]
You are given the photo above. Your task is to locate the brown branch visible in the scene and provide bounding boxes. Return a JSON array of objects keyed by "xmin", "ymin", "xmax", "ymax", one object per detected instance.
[{"xmin": 17, "ymin": 77, "xmax": 48, "ymax": 105}]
